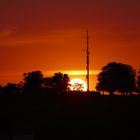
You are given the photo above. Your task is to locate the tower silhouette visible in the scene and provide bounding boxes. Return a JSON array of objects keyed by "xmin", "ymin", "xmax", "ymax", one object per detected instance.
[{"xmin": 86, "ymin": 30, "xmax": 90, "ymax": 92}]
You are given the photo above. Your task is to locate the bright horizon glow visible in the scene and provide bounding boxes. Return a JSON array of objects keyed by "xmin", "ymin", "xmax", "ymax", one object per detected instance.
[
  {"xmin": 44, "ymin": 70, "xmax": 100, "ymax": 76},
  {"xmin": 69, "ymin": 78, "xmax": 87, "ymax": 91}
]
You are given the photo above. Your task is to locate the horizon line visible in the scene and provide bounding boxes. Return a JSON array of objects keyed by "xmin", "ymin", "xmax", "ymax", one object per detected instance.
[{"xmin": 44, "ymin": 70, "xmax": 100, "ymax": 76}]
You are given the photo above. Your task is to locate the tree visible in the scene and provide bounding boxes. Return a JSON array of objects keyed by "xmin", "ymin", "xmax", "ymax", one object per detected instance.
[
  {"xmin": 23, "ymin": 71, "xmax": 44, "ymax": 95},
  {"xmin": 43, "ymin": 77, "xmax": 53, "ymax": 89},
  {"xmin": 3, "ymin": 83, "xmax": 19, "ymax": 95},
  {"xmin": 0, "ymin": 85, "xmax": 4, "ymax": 95},
  {"xmin": 96, "ymin": 62, "xmax": 136, "ymax": 95},
  {"xmin": 137, "ymin": 70, "xmax": 140, "ymax": 93},
  {"xmin": 71, "ymin": 83, "xmax": 84, "ymax": 91},
  {"xmin": 52, "ymin": 72, "xmax": 70, "ymax": 92}
]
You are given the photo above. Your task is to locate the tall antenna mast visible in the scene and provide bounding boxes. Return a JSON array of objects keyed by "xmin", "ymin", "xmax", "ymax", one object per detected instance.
[{"xmin": 86, "ymin": 30, "xmax": 90, "ymax": 92}]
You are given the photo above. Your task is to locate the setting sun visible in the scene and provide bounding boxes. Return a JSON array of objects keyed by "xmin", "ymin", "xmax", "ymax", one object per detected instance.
[{"xmin": 69, "ymin": 78, "xmax": 87, "ymax": 91}]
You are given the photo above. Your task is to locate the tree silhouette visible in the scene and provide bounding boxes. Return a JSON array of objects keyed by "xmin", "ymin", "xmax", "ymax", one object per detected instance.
[
  {"xmin": 52, "ymin": 72, "xmax": 70, "ymax": 92},
  {"xmin": 96, "ymin": 62, "xmax": 136, "ymax": 95},
  {"xmin": 0, "ymin": 85, "xmax": 4, "ymax": 95},
  {"xmin": 3, "ymin": 83, "xmax": 19, "ymax": 95},
  {"xmin": 137, "ymin": 70, "xmax": 140, "ymax": 93},
  {"xmin": 71, "ymin": 83, "xmax": 84, "ymax": 91},
  {"xmin": 23, "ymin": 71, "xmax": 44, "ymax": 95},
  {"xmin": 43, "ymin": 77, "xmax": 53, "ymax": 89}
]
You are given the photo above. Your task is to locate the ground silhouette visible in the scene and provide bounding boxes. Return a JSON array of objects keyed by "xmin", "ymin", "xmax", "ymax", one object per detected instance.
[{"xmin": 0, "ymin": 93, "xmax": 139, "ymax": 139}]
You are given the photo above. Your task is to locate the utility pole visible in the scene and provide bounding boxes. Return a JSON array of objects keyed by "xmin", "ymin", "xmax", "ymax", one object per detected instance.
[{"xmin": 86, "ymin": 30, "xmax": 90, "ymax": 92}]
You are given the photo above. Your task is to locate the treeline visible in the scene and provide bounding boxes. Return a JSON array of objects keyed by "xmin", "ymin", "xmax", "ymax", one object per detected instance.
[
  {"xmin": 0, "ymin": 72, "xmax": 70, "ymax": 96},
  {"xmin": 0, "ymin": 61, "xmax": 140, "ymax": 96}
]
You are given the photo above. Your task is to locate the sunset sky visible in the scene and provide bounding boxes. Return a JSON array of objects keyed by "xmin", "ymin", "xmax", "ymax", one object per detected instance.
[{"xmin": 0, "ymin": 0, "xmax": 140, "ymax": 90}]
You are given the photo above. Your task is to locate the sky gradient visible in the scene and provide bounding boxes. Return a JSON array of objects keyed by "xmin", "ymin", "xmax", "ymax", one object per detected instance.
[{"xmin": 0, "ymin": 0, "xmax": 140, "ymax": 90}]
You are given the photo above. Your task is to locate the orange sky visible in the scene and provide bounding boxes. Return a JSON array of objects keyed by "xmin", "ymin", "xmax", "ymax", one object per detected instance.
[{"xmin": 0, "ymin": 0, "xmax": 140, "ymax": 90}]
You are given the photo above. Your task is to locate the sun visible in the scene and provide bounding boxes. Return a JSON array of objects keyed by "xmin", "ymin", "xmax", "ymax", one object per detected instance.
[{"xmin": 69, "ymin": 78, "xmax": 87, "ymax": 91}]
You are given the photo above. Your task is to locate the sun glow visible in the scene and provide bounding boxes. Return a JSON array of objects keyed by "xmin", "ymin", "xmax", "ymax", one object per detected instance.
[
  {"xmin": 69, "ymin": 78, "xmax": 87, "ymax": 91},
  {"xmin": 44, "ymin": 70, "xmax": 100, "ymax": 76}
]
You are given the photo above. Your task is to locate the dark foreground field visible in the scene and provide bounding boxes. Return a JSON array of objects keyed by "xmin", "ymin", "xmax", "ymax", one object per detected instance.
[{"xmin": 0, "ymin": 93, "xmax": 140, "ymax": 140}]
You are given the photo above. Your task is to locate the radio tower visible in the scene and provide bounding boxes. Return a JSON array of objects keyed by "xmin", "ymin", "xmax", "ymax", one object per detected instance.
[{"xmin": 86, "ymin": 30, "xmax": 90, "ymax": 92}]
